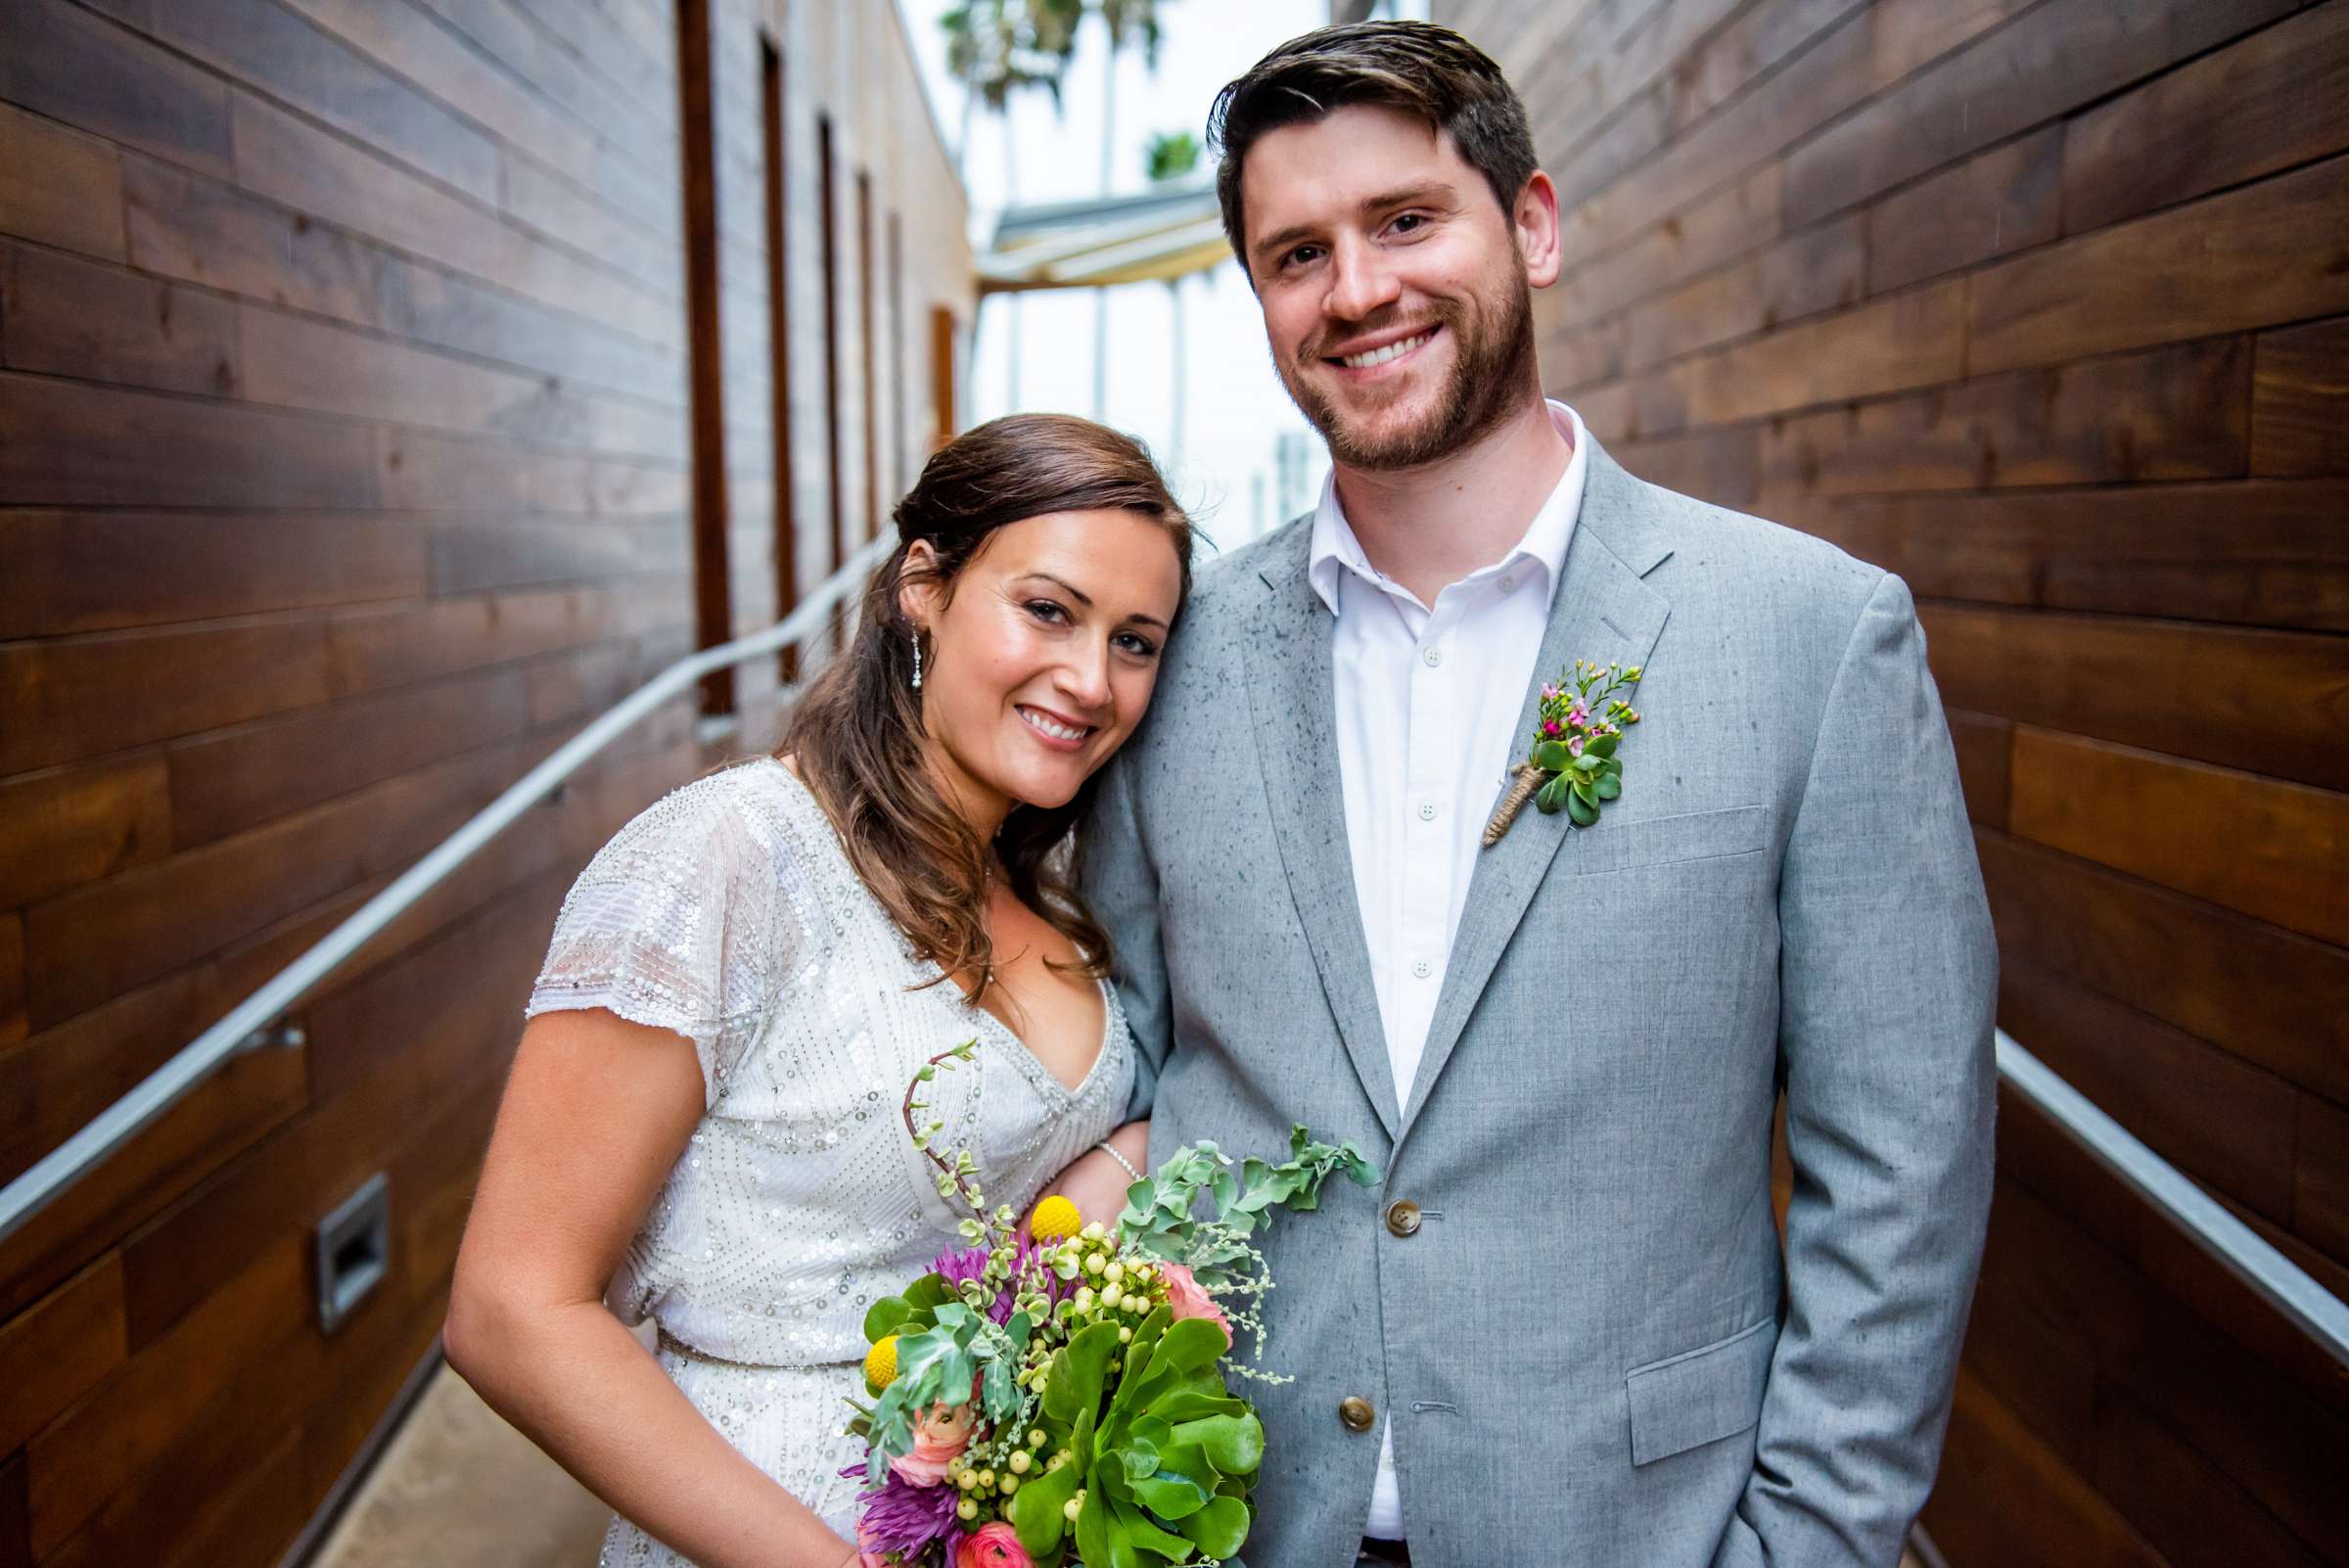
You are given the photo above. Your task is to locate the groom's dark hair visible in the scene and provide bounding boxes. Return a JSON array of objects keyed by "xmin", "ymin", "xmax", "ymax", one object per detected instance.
[{"xmin": 1209, "ymin": 21, "xmax": 1539, "ymax": 282}]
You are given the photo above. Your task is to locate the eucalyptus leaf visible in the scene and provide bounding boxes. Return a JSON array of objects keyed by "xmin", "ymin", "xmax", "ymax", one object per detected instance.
[
  {"xmin": 1532, "ymin": 740, "xmax": 1572, "ymax": 772},
  {"xmin": 1537, "ymin": 774, "xmax": 1572, "ymax": 814},
  {"xmin": 1567, "ymin": 790, "xmax": 1598, "ymax": 827},
  {"xmin": 1587, "ymin": 733, "xmax": 1619, "ymax": 759},
  {"xmin": 1593, "ymin": 772, "xmax": 1622, "ymax": 801},
  {"xmin": 1572, "ymin": 776, "xmax": 1597, "ymax": 807}
]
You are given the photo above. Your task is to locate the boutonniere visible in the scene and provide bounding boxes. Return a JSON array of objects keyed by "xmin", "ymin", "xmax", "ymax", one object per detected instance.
[{"xmin": 1482, "ymin": 660, "xmax": 1642, "ymax": 847}]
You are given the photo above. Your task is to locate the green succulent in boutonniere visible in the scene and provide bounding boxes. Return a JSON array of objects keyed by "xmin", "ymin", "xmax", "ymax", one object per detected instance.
[{"xmin": 1482, "ymin": 659, "xmax": 1642, "ymax": 846}]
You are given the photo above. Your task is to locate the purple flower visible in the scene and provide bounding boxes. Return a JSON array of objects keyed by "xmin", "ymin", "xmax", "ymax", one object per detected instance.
[
  {"xmin": 930, "ymin": 1239, "xmax": 1069, "ymax": 1325},
  {"xmin": 841, "ymin": 1461, "xmax": 963, "ymax": 1565},
  {"xmin": 1541, "ymin": 719, "xmax": 1562, "ymax": 739},
  {"xmin": 1567, "ymin": 735, "xmax": 1586, "ymax": 757}
]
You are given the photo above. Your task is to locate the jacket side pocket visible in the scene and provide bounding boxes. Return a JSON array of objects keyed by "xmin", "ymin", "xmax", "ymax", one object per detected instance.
[{"xmin": 1625, "ymin": 1315, "xmax": 1776, "ymax": 1466}]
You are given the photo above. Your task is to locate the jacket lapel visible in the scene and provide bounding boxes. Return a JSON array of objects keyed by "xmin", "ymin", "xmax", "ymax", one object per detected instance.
[
  {"xmin": 1399, "ymin": 444, "xmax": 1676, "ymax": 1136},
  {"xmin": 1243, "ymin": 532, "xmax": 1404, "ymax": 1140}
]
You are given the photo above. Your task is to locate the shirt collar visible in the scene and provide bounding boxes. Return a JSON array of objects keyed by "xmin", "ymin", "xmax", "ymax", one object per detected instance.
[{"xmin": 1308, "ymin": 399, "xmax": 1589, "ymax": 616}]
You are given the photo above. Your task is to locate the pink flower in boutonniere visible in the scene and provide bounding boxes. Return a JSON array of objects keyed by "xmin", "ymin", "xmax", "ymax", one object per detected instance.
[{"xmin": 1483, "ymin": 658, "xmax": 1645, "ymax": 847}]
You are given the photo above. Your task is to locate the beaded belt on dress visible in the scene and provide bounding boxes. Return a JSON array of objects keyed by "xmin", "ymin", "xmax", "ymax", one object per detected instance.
[{"xmin": 655, "ymin": 1326, "xmax": 848, "ymax": 1372}]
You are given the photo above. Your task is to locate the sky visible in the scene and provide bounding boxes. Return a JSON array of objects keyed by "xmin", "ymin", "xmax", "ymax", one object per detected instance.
[{"xmin": 893, "ymin": 0, "xmax": 1368, "ymax": 552}]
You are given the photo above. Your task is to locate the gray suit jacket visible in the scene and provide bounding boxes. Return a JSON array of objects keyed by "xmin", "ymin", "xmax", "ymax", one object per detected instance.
[{"xmin": 1081, "ymin": 440, "xmax": 1997, "ymax": 1568}]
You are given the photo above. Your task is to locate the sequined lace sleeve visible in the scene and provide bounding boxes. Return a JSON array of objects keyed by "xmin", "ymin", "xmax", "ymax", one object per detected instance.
[{"xmin": 525, "ymin": 768, "xmax": 803, "ymax": 1107}]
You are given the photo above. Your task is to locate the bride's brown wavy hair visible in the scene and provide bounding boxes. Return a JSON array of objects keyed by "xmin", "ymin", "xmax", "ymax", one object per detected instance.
[{"xmin": 782, "ymin": 413, "xmax": 1194, "ymax": 998}]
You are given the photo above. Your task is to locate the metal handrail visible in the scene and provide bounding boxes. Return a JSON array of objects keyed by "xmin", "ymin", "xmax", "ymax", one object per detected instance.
[
  {"xmin": 5, "ymin": 544, "xmax": 2343, "ymax": 1373},
  {"xmin": 0, "ymin": 533, "xmax": 895, "ymax": 1248},
  {"xmin": 1996, "ymin": 1030, "xmax": 2349, "ymax": 1365}
]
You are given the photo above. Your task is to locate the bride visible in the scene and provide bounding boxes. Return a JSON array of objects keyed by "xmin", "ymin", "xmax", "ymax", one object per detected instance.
[{"xmin": 446, "ymin": 413, "xmax": 1192, "ymax": 1567}]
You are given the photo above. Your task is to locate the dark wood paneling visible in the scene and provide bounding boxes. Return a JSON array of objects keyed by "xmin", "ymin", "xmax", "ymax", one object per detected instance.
[
  {"xmin": 1617, "ymin": 214, "xmax": 1865, "ymax": 375},
  {"xmin": 1945, "ymin": 710, "xmax": 2010, "ymax": 831},
  {"xmin": 0, "ymin": 619, "xmax": 334, "ymax": 778},
  {"xmin": 1629, "ymin": 276, "xmax": 1968, "ymax": 434},
  {"xmin": 0, "ymin": 0, "xmax": 234, "ymax": 181},
  {"xmin": 1976, "ymin": 832, "xmax": 2349, "ymax": 1110},
  {"xmin": 1787, "ymin": 480, "xmax": 2349, "ymax": 634},
  {"xmin": 1918, "ymin": 605, "xmax": 2349, "ymax": 793},
  {"xmin": 0, "ymin": 511, "xmax": 428, "ymax": 640},
  {"xmin": 1758, "ymin": 335, "xmax": 2251, "ymax": 500},
  {"xmin": 2007, "ymin": 726, "xmax": 2349, "ymax": 948},
  {"xmin": 0, "ymin": 372, "xmax": 378, "ymax": 511},
  {"xmin": 0, "ymin": 243, "xmax": 240, "ymax": 397},
  {"xmin": 121, "ymin": 153, "xmax": 392, "ymax": 330},
  {"xmin": 0, "ymin": 917, "xmax": 22, "ymax": 1049},
  {"xmin": 1920, "ymin": 1370, "xmax": 2168, "ymax": 1568},
  {"xmin": 23, "ymin": 729, "xmax": 553, "ymax": 1027},
  {"xmin": 0, "ymin": 759, "xmax": 171, "ymax": 910},
  {"xmin": 2253, "ymin": 317, "xmax": 2349, "ymax": 476},
  {"xmin": 2093, "ymin": 1397, "xmax": 2328, "ymax": 1568},
  {"xmin": 0, "ymin": 104, "xmax": 125, "ymax": 261},
  {"xmin": 1867, "ymin": 126, "xmax": 2063, "ymax": 295},
  {"xmin": 24, "ymin": 1237, "xmax": 307, "ymax": 1553},
  {"xmin": 1782, "ymin": 0, "xmax": 2294, "ymax": 228},
  {"xmin": 0, "ymin": 1260, "xmax": 125, "ymax": 1458},
  {"xmin": 1984, "ymin": 1175, "xmax": 2349, "ymax": 1550},
  {"xmin": 163, "ymin": 665, "xmax": 534, "ymax": 846},
  {"xmin": 2000, "ymin": 957, "xmax": 2298, "ymax": 1223},
  {"xmin": 2061, "ymin": 2, "xmax": 2349, "ymax": 236},
  {"xmin": 1968, "ymin": 152, "xmax": 2349, "ymax": 375},
  {"xmin": 2298, "ymin": 1095, "xmax": 2349, "ymax": 1261}
]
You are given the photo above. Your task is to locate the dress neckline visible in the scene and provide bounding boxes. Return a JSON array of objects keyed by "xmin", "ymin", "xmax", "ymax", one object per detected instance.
[{"xmin": 757, "ymin": 758, "xmax": 1121, "ymax": 1103}]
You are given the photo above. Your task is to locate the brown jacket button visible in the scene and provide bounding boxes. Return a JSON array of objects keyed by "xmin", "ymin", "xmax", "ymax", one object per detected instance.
[
  {"xmin": 1384, "ymin": 1199, "xmax": 1422, "ymax": 1237},
  {"xmin": 1339, "ymin": 1396, "xmax": 1376, "ymax": 1432}
]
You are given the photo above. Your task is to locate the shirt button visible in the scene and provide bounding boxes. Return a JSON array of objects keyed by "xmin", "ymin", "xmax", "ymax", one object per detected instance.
[
  {"xmin": 1417, "ymin": 802, "xmax": 1438, "ymax": 821},
  {"xmin": 1501, "ymin": 571, "xmax": 1522, "ymax": 592},
  {"xmin": 1411, "ymin": 958, "xmax": 1432, "ymax": 980},
  {"xmin": 1422, "ymin": 646, "xmax": 1443, "ymax": 668}
]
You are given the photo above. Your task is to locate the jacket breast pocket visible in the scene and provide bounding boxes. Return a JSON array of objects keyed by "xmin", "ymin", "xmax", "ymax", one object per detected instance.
[
  {"xmin": 1625, "ymin": 1315, "xmax": 1777, "ymax": 1466},
  {"xmin": 1574, "ymin": 804, "xmax": 1770, "ymax": 878}
]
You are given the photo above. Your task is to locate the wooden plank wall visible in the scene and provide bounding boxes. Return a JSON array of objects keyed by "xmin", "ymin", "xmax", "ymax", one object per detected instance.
[
  {"xmin": 0, "ymin": 0, "xmax": 971, "ymax": 1562},
  {"xmin": 1435, "ymin": 2, "xmax": 2349, "ymax": 1564}
]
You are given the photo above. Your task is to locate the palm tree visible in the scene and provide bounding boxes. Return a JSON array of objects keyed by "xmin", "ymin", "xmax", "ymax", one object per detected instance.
[
  {"xmin": 940, "ymin": 1, "xmax": 1083, "ymax": 409},
  {"xmin": 941, "ymin": 2, "xmax": 1174, "ymax": 418},
  {"xmin": 1143, "ymin": 127, "xmax": 1200, "ymax": 466}
]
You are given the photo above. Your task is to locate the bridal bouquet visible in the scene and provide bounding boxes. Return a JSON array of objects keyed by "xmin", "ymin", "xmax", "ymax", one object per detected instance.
[{"xmin": 844, "ymin": 1040, "xmax": 1378, "ymax": 1568}]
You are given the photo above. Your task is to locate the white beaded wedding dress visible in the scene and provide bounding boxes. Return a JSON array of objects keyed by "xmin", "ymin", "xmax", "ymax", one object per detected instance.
[{"xmin": 523, "ymin": 758, "xmax": 1132, "ymax": 1566}]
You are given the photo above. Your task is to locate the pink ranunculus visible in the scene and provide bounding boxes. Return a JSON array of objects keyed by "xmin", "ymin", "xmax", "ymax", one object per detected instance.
[
  {"xmin": 1157, "ymin": 1263, "xmax": 1234, "ymax": 1346},
  {"xmin": 889, "ymin": 1398, "xmax": 981, "ymax": 1487},
  {"xmin": 957, "ymin": 1522, "xmax": 1033, "ymax": 1568}
]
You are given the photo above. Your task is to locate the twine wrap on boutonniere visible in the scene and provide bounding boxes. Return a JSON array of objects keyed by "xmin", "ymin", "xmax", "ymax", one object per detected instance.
[{"xmin": 1482, "ymin": 659, "xmax": 1642, "ymax": 847}]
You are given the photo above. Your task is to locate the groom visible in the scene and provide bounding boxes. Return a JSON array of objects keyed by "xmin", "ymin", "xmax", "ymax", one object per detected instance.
[{"xmin": 1081, "ymin": 21, "xmax": 1997, "ymax": 1568}]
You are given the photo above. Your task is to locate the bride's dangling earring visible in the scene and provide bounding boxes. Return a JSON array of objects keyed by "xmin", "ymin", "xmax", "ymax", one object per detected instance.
[{"xmin": 910, "ymin": 632, "xmax": 923, "ymax": 691}]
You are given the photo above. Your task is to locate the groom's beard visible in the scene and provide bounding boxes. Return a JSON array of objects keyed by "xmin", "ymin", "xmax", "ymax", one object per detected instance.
[{"xmin": 1277, "ymin": 273, "xmax": 1539, "ymax": 473}]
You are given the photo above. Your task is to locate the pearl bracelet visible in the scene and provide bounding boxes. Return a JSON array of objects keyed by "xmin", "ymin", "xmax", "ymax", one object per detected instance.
[{"xmin": 1093, "ymin": 1140, "xmax": 1143, "ymax": 1184}]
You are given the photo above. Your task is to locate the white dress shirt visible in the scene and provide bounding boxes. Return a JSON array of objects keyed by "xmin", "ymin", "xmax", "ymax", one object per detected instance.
[{"xmin": 1310, "ymin": 401, "xmax": 1589, "ymax": 1542}]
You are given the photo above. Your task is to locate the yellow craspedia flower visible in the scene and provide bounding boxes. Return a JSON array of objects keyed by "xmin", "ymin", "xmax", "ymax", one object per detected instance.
[
  {"xmin": 1030, "ymin": 1194, "xmax": 1083, "ymax": 1244},
  {"xmin": 863, "ymin": 1335, "xmax": 899, "ymax": 1394}
]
